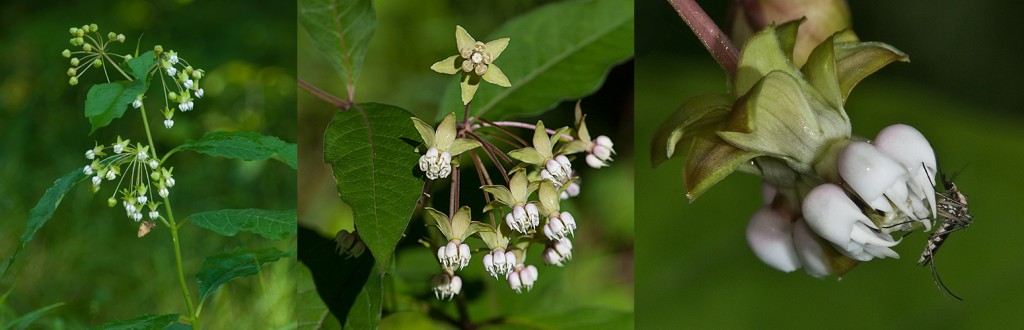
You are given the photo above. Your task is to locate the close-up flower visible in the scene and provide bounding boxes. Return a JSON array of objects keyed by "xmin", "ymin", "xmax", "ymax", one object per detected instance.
[
  {"xmin": 430, "ymin": 25, "xmax": 511, "ymax": 104},
  {"xmin": 411, "ymin": 112, "xmax": 482, "ymax": 180}
]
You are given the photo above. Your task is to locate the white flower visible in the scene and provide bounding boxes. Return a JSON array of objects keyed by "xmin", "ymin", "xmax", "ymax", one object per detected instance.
[
  {"xmin": 166, "ymin": 66, "xmax": 177, "ymax": 76},
  {"xmin": 125, "ymin": 203, "xmax": 136, "ymax": 214},
  {"xmin": 507, "ymin": 265, "xmax": 538, "ymax": 293},
  {"xmin": 149, "ymin": 210, "xmax": 159, "ymax": 220},
  {"xmin": 839, "ymin": 138, "xmax": 935, "ymax": 231},
  {"xmin": 132, "ymin": 96, "xmax": 142, "ymax": 109},
  {"xmin": 104, "ymin": 169, "xmax": 116, "ymax": 180},
  {"xmin": 436, "ymin": 240, "xmax": 472, "ymax": 272},
  {"xmin": 585, "ymin": 135, "xmax": 615, "ymax": 168},
  {"xmin": 802, "ymin": 183, "xmax": 900, "ymax": 261},
  {"xmin": 165, "ymin": 177, "xmax": 175, "ymax": 187},
  {"xmin": 137, "ymin": 149, "xmax": 148, "ymax": 161},
  {"xmin": 179, "ymin": 101, "xmax": 189, "ymax": 111},
  {"xmin": 86, "ymin": 149, "xmax": 96, "ymax": 159},
  {"xmin": 137, "ymin": 195, "xmax": 148, "ymax": 205},
  {"xmin": 791, "ymin": 218, "xmax": 833, "ymax": 278},
  {"xmin": 149, "ymin": 160, "xmax": 159, "ymax": 169},
  {"xmin": 542, "ymin": 211, "xmax": 576, "ymax": 240},
  {"xmin": 164, "ymin": 119, "xmax": 174, "ymax": 128},
  {"xmin": 91, "ymin": 175, "xmax": 102, "ymax": 186},
  {"xmin": 483, "ymin": 248, "xmax": 516, "ymax": 278},
  {"xmin": 419, "ymin": 147, "xmax": 452, "ymax": 180},
  {"xmin": 195, "ymin": 88, "xmax": 204, "ymax": 98},
  {"xmin": 560, "ymin": 180, "xmax": 580, "ymax": 200},
  {"xmin": 542, "ymin": 238, "xmax": 573, "ymax": 267},
  {"xmin": 83, "ymin": 165, "xmax": 93, "ymax": 175},
  {"xmin": 183, "ymin": 79, "xmax": 194, "ymax": 89},
  {"xmin": 872, "ymin": 124, "xmax": 938, "ymax": 219},
  {"xmin": 431, "ymin": 273, "xmax": 462, "ymax": 300},
  {"xmin": 168, "ymin": 51, "xmax": 179, "ymax": 65},
  {"xmin": 504, "ymin": 203, "xmax": 540, "ymax": 234},
  {"xmin": 113, "ymin": 144, "xmax": 124, "ymax": 154},
  {"xmin": 543, "ymin": 155, "xmax": 572, "ymax": 183},
  {"xmin": 745, "ymin": 205, "xmax": 800, "ymax": 272},
  {"xmin": 159, "ymin": 187, "xmax": 169, "ymax": 198},
  {"xmin": 132, "ymin": 212, "xmax": 143, "ymax": 222}
]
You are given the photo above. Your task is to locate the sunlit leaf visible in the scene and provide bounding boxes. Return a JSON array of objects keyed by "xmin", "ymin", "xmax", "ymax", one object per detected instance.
[
  {"xmin": 84, "ymin": 80, "xmax": 149, "ymax": 133},
  {"xmin": 188, "ymin": 208, "xmax": 297, "ymax": 240},
  {"xmin": 298, "ymin": 0, "xmax": 375, "ymax": 97},
  {"xmin": 195, "ymin": 247, "xmax": 293, "ymax": 304},
  {"xmin": 174, "ymin": 131, "xmax": 297, "ymax": 169},
  {"xmin": 2, "ymin": 169, "xmax": 85, "ymax": 278},
  {"xmin": 438, "ymin": 0, "xmax": 633, "ymax": 120},
  {"xmin": 323, "ymin": 103, "xmax": 423, "ymax": 271},
  {"xmin": 91, "ymin": 313, "xmax": 179, "ymax": 330}
]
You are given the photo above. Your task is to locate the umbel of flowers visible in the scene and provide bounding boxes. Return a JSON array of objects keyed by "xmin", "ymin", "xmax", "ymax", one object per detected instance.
[
  {"xmin": 68, "ymin": 23, "xmax": 205, "ymax": 236},
  {"xmin": 653, "ymin": 20, "xmax": 946, "ymax": 277}
]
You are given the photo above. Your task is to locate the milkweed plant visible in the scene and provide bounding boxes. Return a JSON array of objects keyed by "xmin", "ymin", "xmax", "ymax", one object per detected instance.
[
  {"xmin": 299, "ymin": 0, "xmax": 633, "ymax": 326},
  {"xmin": 4, "ymin": 23, "xmax": 298, "ymax": 329},
  {"xmin": 654, "ymin": 0, "xmax": 971, "ymax": 296}
]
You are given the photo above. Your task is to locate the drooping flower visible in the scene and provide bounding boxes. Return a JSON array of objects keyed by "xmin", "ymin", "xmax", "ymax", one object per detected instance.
[
  {"xmin": 745, "ymin": 205, "xmax": 800, "ymax": 272},
  {"xmin": 508, "ymin": 121, "xmax": 575, "ymax": 187},
  {"xmin": 430, "ymin": 25, "xmax": 511, "ymax": 105},
  {"xmin": 424, "ymin": 206, "xmax": 485, "ymax": 272},
  {"xmin": 431, "ymin": 273, "xmax": 463, "ymax": 300},
  {"xmin": 542, "ymin": 237, "xmax": 573, "ymax": 267},
  {"xmin": 411, "ymin": 112, "xmax": 482, "ymax": 180},
  {"xmin": 536, "ymin": 180, "xmax": 577, "ymax": 240},
  {"xmin": 481, "ymin": 169, "xmax": 540, "ymax": 234},
  {"xmin": 802, "ymin": 183, "xmax": 900, "ymax": 261},
  {"xmin": 507, "ymin": 264, "xmax": 538, "ymax": 293}
]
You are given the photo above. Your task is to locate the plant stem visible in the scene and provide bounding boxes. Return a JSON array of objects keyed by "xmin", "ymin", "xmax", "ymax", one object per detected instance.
[
  {"xmin": 668, "ymin": 0, "xmax": 740, "ymax": 78},
  {"xmin": 165, "ymin": 202, "xmax": 198, "ymax": 327},
  {"xmin": 298, "ymin": 79, "xmax": 353, "ymax": 110},
  {"xmin": 139, "ymin": 104, "xmax": 158, "ymax": 155},
  {"xmin": 471, "ymin": 121, "xmax": 574, "ymax": 141}
]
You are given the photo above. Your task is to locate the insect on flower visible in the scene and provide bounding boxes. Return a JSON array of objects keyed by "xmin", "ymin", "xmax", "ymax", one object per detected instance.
[{"xmin": 918, "ymin": 169, "xmax": 973, "ymax": 301}]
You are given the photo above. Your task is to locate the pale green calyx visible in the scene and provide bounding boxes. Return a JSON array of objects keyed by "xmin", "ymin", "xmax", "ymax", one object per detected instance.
[
  {"xmin": 425, "ymin": 206, "xmax": 484, "ymax": 241},
  {"xmin": 430, "ymin": 25, "xmax": 512, "ymax": 105}
]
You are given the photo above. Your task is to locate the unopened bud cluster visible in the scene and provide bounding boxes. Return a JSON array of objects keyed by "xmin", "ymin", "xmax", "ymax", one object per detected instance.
[{"xmin": 63, "ymin": 23, "xmax": 126, "ymax": 86}]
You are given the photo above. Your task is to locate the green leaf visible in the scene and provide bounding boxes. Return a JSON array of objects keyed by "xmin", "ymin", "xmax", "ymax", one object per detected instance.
[
  {"xmin": 91, "ymin": 313, "xmax": 179, "ymax": 330},
  {"xmin": 323, "ymin": 103, "xmax": 423, "ymax": 271},
  {"xmin": 84, "ymin": 80, "xmax": 148, "ymax": 133},
  {"xmin": 296, "ymin": 264, "xmax": 341, "ymax": 330},
  {"xmin": 298, "ymin": 0, "xmax": 375, "ymax": 96},
  {"xmin": 3, "ymin": 169, "xmax": 85, "ymax": 278},
  {"xmin": 438, "ymin": 0, "xmax": 633, "ymax": 120},
  {"xmin": 343, "ymin": 264, "xmax": 383, "ymax": 330},
  {"xmin": 188, "ymin": 209, "xmax": 297, "ymax": 240},
  {"xmin": 297, "ymin": 227, "xmax": 377, "ymax": 328},
  {"xmin": 195, "ymin": 247, "xmax": 293, "ymax": 304},
  {"xmin": 128, "ymin": 50, "xmax": 156, "ymax": 81},
  {"xmin": 650, "ymin": 93, "xmax": 732, "ymax": 167},
  {"xmin": 174, "ymin": 131, "xmax": 297, "ymax": 169},
  {"xmin": 162, "ymin": 323, "xmax": 192, "ymax": 330},
  {"xmin": 2, "ymin": 302, "xmax": 64, "ymax": 330}
]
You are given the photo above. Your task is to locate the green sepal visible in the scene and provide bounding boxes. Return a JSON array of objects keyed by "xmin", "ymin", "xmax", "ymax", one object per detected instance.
[
  {"xmin": 650, "ymin": 93, "xmax": 732, "ymax": 167},
  {"xmin": 734, "ymin": 22, "xmax": 802, "ymax": 97},
  {"xmin": 508, "ymin": 147, "xmax": 546, "ymax": 165},
  {"xmin": 481, "ymin": 185, "xmax": 515, "ymax": 207},
  {"xmin": 435, "ymin": 112, "xmax": 457, "ymax": 150},
  {"xmin": 558, "ymin": 140, "xmax": 590, "ymax": 155},
  {"xmin": 536, "ymin": 180, "xmax": 560, "ymax": 216},
  {"xmin": 532, "ymin": 121, "xmax": 553, "ymax": 158},
  {"xmin": 424, "ymin": 207, "xmax": 453, "ymax": 240},
  {"xmin": 832, "ymin": 32, "xmax": 909, "ymax": 103},
  {"xmin": 410, "ymin": 117, "xmax": 436, "ymax": 147},
  {"xmin": 684, "ymin": 132, "xmax": 761, "ymax": 202}
]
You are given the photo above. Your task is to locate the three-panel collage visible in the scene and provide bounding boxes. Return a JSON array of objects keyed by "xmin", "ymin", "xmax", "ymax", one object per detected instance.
[{"xmin": 2, "ymin": 0, "xmax": 1022, "ymax": 328}]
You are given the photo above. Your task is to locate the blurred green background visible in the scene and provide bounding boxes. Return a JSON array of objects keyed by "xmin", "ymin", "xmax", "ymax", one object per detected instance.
[
  {"xmin": 638, "ymin": 0, "xmax": 1024, "ymax": 328},
  {"xmin": 0, "ymin": 0, "xmax": 297, "ymax": 328},
  {"xmin": 297, "ymin": 0, "xmax": 634, "ymax": 327}
]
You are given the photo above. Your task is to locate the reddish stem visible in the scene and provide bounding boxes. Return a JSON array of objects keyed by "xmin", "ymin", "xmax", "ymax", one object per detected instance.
[{"xmin": 668, "ymin": 0, "xmax": 740, "ymax": 78}]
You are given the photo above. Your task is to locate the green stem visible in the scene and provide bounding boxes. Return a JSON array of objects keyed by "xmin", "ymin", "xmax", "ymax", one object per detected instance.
[
  {"xmin": 165, "ymin": 200, "xmax": 199, "ymax": 327},
  {"xmin": 139, "ymin": 104, "xmax": 158, "ymax": 156}
]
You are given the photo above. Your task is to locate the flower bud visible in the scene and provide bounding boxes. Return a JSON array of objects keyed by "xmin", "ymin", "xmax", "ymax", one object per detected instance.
[
  {"xmin": 62, "ymin": 49, "xmax": 71, "ymax": 58},
  {"xmin": 92, "ymin": 58, "xmax": 102, "ymax": 68},
  {"xmin": 728, "ymin": 0, "xmax": 851, "ymax": 67},
  {"xmin": 69, "ymin": 77, "xmax": 78, "ymax": 85},
  {"xmin": 67, "ymin": 68, "xmax": 77, "ymax": 77}
]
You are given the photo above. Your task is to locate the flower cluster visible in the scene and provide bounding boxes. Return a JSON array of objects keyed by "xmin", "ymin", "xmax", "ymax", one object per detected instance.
[
  {"xmin": 62, "ymin": 23, "xmax": 205, "ymax": 130},
  {"xmin": 153, "ymin": 45, "xmax": 205, "ymax": 128},
  {"xmin": 84, "ymin": 136, "xmax": 175, "ymax": 236},
  {"xmin": 415, "ymin": 106, "xmax": 615, "ymax": 300},
  {"xmin": 655, "ymin": 21, "xmax": 952, "ymax": 278}
]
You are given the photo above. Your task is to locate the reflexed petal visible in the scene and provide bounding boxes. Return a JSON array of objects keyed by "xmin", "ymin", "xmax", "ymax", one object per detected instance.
[
  {"xmin": 792, "ymin": 218, "xmax": 832, "ymax": 278},
  {"xmin": 838, "ymin": 141, "xmax": 906, "ymax": 202},
  {"xmin": 485, "ymin": 38, "xmax": 510, "ymax": 60},
  {"xmin": 430, "ymin": 55, "xmax": 461, "ymax": 75},
  {"xmin": 481, "ymin": 64, "xmax": 511, "ymax": 87}
]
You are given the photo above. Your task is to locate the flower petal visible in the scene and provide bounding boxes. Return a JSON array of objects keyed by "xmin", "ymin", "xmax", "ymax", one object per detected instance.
[
  {"xmin": 508, "ymin": 147, "xmax": 546, "ymax": 165},
  {"xmin": 532, "ymin": 121, "xmax": 553, "ymax": 158},
  {"xmin": 460, "ymin": 73, "xmax": 480, "ymax": 105},
  {"xmin": 448, "ymin": 138, "xmax": 481, "ymax": 156},
  {"xmin": 455, "ymin": 25, "xmax": 476, "ymax": 52},
  {"xmin": 411, "ymin": 117, "xmax": 436, "ymax": 147},
  {"xmin": 792, "ymin": 218, "xmax": 832, "ymax": 278},
  {"xmin": 435, "ymin": 112, "xmax": 458, "ymax": 150},
  {"xmin": 485, "ymin": 37, "xmax": 510, "ymax": 60},
  {"xmin": 746, "ymin": 206, "xmax": 800, "ymax": 272},
  {"xmin": 425, "ymin": 207, "xmax": 453, "ymax": 239},
  {"xmin": 481, "ymin": 64, "xmax": 511, "ymax": 87},
  {"xmin": 509, "ymin": 170, "xmax": 529, "ymax": 203},
  {"xmin": 838, "ymin": 141, "xmax": 906, "ymax": 202},
  {"xmin": 430, "ymin": 55, "xmax": 462, "ymax": 75}
]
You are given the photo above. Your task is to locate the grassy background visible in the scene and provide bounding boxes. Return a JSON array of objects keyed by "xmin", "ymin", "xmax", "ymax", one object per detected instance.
[
  {"xmin": 637, "ymin": 0, "xmax": 1024, "ymax": 328},
  {"xmin": 297, "ymin": 0, "xmax": 634, "ymax": 327},
  {"xmin": 0, "ymin": 0, "xmax": 297, "ymax": 328}
]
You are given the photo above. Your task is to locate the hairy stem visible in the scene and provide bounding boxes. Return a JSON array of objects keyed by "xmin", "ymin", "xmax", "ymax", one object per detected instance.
[{"xmin": 668, "ymin": 0, "xmax": 740, "ymax": 78}]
